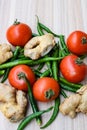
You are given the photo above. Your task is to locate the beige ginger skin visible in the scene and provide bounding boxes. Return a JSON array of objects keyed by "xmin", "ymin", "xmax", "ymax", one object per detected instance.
[
  {"xmin": 0, "ymin": 44, "xmax": 13, "ymax": 64},
  {"xmin": 59, "ymin": 84, "xmax": 87, "ymax": 118},
  {"xmin": 24, "ymin": 33, "xmax": 55, "ymax": 60},
  {"xmin": 0, "ymin": 83, "xmax": 27, "ymax": 122}
]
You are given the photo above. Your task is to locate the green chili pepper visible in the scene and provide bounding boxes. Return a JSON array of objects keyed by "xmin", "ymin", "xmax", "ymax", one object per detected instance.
[
  {"xmin": 17, "ymin": 106, "xmax": 53, "ymax": 130},
  {"xmin": 17, "ymin": 72, "xmax": 42, "ymax": 125},
  {"xmin": 0, "ymin": 70, "xmax": 5, "ymax": 76},
  {"xmin": 39, "ymin": 22, "xmax": 60, "ymax": 38},
  {"xmin": 60, "ymin": 89, "xmax": 67, "ymax": 98},
  {"xmin": 59, "ymin": 77, "xmax": 82, "ymax": 89},
  {"xmin": 36, "ymin": 16, "xmax": 44, "ymax": 36},
  {"xmin": 40, "ymin": 69, "xmax": 50, "ymax": 78},
  {"xmin": 32, "ymin": 33, "xmax": 39, "ymax": 37},
  {"xmin": 40, "ymin": 98, "xmax": 60, "ymax": 129},
  {"xmin": 60, "ymin": 82, "xmax": 78, "ymax": 93},
  {"xmin": 0, "ymin": 57, "xmax": 64, "ymax": 70}
]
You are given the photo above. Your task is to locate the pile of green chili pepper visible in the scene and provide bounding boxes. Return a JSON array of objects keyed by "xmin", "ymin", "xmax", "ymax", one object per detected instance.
[{"xmin": 0, "ymin": 17, "xmax": 83, "ymax": 130}]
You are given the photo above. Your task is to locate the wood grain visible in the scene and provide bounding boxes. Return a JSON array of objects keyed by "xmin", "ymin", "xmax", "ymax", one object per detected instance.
[{"xmin": 0, "ymin": 0, "xmax": 87, "ymax": 130}]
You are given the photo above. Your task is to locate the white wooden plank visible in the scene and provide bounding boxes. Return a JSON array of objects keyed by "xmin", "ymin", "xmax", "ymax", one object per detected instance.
[{"xmin": 0, "ymin": 0, "xmax": 87, "ymax": 130}]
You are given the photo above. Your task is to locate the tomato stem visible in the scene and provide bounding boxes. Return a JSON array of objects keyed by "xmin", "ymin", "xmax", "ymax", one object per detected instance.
[
  {"xmin": 17, "ymin": 72, "xmax": 25, "ymax": 79},
  {"xmin": 82, "ymin": 37, "xmax": 87, "ymax": 44},
  {"xmin": 45, "ymin": 89, "xmax": 55, "ymax": 99},
  {"xmin": 14, "ymin": 19, "xmax": 20, "ymax": 25},
  {"xmin": 75, "ymin": 57, "xmax": 83, "ymax": 65}
]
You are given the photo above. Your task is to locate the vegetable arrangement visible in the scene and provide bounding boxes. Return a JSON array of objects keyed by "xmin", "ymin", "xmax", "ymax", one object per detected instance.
[{"xmin": 0, "ymin": 17, "xmax": 87, "ymax": 130}]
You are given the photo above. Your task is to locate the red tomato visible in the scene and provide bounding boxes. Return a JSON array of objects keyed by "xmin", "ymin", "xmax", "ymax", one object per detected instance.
[
  {"xmin": 60, "ymin": 54, "xmax": 87, "ymax": 83},
  {"xmin": 33, "ymin": 77, "xmax": 60, "ymax": 102},
  {"xmin": 8, "ymin": 65, "xmax": 36, "ymax": 91},
  {"xmin": 67, "ymin": 30, "xmax": 87, "ymax": 55},
  {"xmin": 6, "ymin": 20, "xmax": 32, "ymax": 46}
]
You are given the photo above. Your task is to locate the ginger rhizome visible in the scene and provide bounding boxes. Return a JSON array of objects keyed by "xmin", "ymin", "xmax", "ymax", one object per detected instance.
[{"xmin": 59, "ymin": 84, "xmax": 87, "ymax": 118}]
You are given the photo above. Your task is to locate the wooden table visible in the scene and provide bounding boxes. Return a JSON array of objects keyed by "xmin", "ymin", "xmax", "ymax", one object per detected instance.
[{"xmin": 0, "ymin": 0, "xmax": 87, "ymax": 130}]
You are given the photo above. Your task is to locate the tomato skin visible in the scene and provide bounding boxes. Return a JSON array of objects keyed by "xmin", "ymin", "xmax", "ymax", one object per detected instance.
[
  {"xmin": 6, "ymin": 22, "xmax": 32, "ymax": 46},
  {"xmin": 67, "ymin": 31, "xmax": 87, "ymax": 55},
  {"xmin": 60, "ymin": 54, "xmax": 87, "ymax": 83},
  {"xmin": 8, "ymin": 65, "xmax": 36, "ymax": 91},
  {"xmin": 33, "ymin": 77, "xmax": 60, "ymax": 102}
]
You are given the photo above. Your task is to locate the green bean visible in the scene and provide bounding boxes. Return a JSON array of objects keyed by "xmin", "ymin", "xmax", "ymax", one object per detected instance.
[
  {"xmin": 45, "ymin": 55, "xmax": 52, "ymax": 76},
  {"xmin": 59, "ymin": 35, "xmax": 70, "ymax": 55},
  {"xmin": 32, "ymin": 33, "xmax": 39, "ymax": 37},
  {"xmin": 0, "ymin": 70, "xmax": 5, "ymax": 76},
  {"xmin": 37, "ymin": 63, "xmax": 44, "ymax": 71},
  {"xmin": 18, "ymin": 72, "xmax": 41, "ymax": 125},
  {"xmin": 34, "ymin": 70, "xmax": 42, "ymax": 77},
  {"xmin": 39, "ymin": 22, "xmax": 60, "ymax": 38},
  {"xmin": 58, "ymin": 44, "xmax": 67, "ymax": 57},
  {"xmin": 34, "ymin": 69, "xmax": 50, "ymax": 78},
  {"xmin": 40, "ymin": 97, "xmax": 60, "ymax": 129},
  {"xmin": 1, "ymin": 46, "xmax": 21, "ymax": 82},
  {"xmin": 79, "ymin": 54, "xmax": 87, "ymax": 59},
  {"xmin": 37, "ymin": 23, "xmax": 44, "ymax": 36},
  {"xmin": 17, "ymin": 55, "xmax": 29, "ymax": 59},
  {"xmin": 18, "ymin": 57, "xmax": 30, "ymax": 60},
  {"xmin": 1, "ymin": 69, "xmax": 10, "ymax": 83},
  {"xmin": 60, "ymin": 82, "xmax": 78, "ymax": 93},
  {"xmin": 40, "ymin": 69, "xmax": 50, "ymax": 78},
  {"xmin": 52, "ymin": 46, "xmax": 59, "ymax": 80},
  {"xmin": 46, "ymin": 60, "xmax": 52, "ymax": 75},
  {"xmin": 59, "ymin": 77, "xmax": 82, "ymax": 89},
  {"xmin": 19, "ymin": 48, "xmax": 24, "ymax": 55},
  {"xmin": 13, "ymin": 46, "xmax": 22, "ymax": 59},
  {"xmin": 60, "ymin": 89, "xmax": 67, "ymax": 98},
  {"xmin": 36, "ymin": 16, "xmax": 44, "ymax": 36},
  {"xmin": 0, "ymin": 57, "xmax": 64, "ymax": 70},
  {"xmin": 17, "ymin": 106, "xmax": 53, "ymax": 130},
  {"xmin": 59, "ymin": 48, "xmax": 63, "ymax": 57}
]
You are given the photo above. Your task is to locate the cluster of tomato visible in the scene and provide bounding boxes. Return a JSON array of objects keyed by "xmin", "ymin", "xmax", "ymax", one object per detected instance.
[
  {"xmin": 6, "ymin": 20, "xmax": 87, "ymax": 102},
  {"xmin": 60, "ymin": 31, "xmax": 87, "ymax": 83}
]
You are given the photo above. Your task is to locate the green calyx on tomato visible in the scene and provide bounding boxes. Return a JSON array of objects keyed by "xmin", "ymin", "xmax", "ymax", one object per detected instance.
[
  {"xmin": 17, "ymin": 72, "xmax": 26, "ymax": 80},
  {"xmin": 82, "ymin": 37, "xmax": 87, "ymax": 44},
  {"xmin": 45, "ymin": 89, "xmax": 55, "ymax": 99},
  {"xmin": 75, "ymin": 57, "xmax": 83, "ymax": 65},
  {"xmin": 13, "ymin": 19, "xmax": 20, "ymax": 25}
]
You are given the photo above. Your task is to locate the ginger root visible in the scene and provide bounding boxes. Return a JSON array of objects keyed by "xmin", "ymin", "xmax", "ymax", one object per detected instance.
[
  {"xmin": 0, "ymin": 44, "xmax": 13, "ymax": 64},
  {"xmin": 59, "ymin": 84, "xmax": 87, "ymax": 118},
  {"xmin": 24, "ymin": 33, "xmax": 55, "ymax": 60},
  {"xmin": 0, "ymin": 83, "xmax": 27, "ymax": 122}
]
